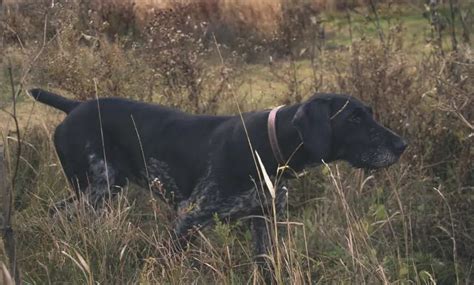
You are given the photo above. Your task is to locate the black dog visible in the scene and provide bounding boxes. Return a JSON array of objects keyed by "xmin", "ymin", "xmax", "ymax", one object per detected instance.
[{"xmin": 29, "ymin": 88, "xmax": 406, "ymax": 257}]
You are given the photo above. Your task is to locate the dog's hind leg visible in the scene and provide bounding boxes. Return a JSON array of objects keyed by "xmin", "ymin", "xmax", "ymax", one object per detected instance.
[
  {"xmin": 52, "ymin": 126, "xmax": 127, "ymax": 212},
  {"xmin": 83, "ymin": 151, "xmax": 123, "ymax": 207},
  {"xmin": 52, "ymin": 150, "xmax": 125, "ymax": 212}
]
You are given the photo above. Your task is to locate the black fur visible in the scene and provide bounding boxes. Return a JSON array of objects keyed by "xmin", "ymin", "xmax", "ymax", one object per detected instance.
[{"xmin": 29, "ymin": 88, "xmax": 406, "ymax": 269}]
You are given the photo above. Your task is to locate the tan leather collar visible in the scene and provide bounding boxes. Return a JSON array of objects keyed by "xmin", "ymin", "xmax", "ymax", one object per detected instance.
[{"xmin": 267, "ymin": 105, "xmax": 286, "ymax": 165}]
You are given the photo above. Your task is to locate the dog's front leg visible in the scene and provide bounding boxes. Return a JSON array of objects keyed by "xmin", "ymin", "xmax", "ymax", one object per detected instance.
[
  {"xmin": 172, "ymin": 183, "xmax": 275, "ymax": 251},
  {"xmin": 172, "ymin": 199, "xmax": 217, "ymax": 251},
  {"xmin": 251, "ymin": 185, "xmax": 288, "ymax": 256},
  {"xmin": 250, "ymin": 185, "xmax": 288, "ymax": 283}
]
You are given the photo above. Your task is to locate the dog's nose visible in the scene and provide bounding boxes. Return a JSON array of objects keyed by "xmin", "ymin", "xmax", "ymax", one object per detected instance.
[{"xmin": 393, "ymin": 139, "xmax": 407, "ymax": 154}]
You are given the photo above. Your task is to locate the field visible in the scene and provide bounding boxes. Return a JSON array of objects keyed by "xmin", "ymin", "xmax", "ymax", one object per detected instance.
[{"xmin": 0, "ymin": 0, "xmax": 473, "ymax": 284}]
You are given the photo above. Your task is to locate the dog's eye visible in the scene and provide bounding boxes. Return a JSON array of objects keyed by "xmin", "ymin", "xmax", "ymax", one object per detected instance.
[{"xmin": 348, "ymin": 114, "xmax": 361, "ymax": 124}]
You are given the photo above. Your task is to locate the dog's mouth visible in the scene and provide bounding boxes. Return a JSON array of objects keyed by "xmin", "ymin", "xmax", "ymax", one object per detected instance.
[{"xmin": 349, "ymin": 148, "xmax": 402, "ymax": 170}]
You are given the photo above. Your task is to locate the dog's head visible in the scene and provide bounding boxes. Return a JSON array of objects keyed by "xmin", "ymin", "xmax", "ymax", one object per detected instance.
[{"xmin": 292, "ymin": 93, "xmax": 407, "ymax": 169}]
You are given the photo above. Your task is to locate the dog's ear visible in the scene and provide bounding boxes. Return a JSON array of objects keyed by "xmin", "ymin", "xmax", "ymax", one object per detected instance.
[{"xmin": 292, "ymin": 98, "xmax": 332, "ymax": 162}]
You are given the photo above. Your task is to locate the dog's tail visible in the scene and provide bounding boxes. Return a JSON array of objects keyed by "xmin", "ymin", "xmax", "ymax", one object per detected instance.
[{"xmin": 28, "ymin": 88, "xmax": 81, "ymax": 114}]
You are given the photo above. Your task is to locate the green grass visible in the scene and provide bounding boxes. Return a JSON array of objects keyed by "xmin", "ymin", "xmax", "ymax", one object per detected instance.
[{"xmin": 323, "ymin": 3, "xmax": 468, "ymax": 53}]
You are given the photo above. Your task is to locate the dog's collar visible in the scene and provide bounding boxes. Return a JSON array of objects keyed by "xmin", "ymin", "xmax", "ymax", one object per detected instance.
[{"xmin": 267, "ymin": 105, "xmax": 286, "ymax": 165}]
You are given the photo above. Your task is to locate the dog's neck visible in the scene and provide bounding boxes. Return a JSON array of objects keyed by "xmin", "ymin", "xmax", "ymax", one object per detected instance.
[{"xmin": 271, "ymin": 104, "xmax": 317, "ymax": 173}]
